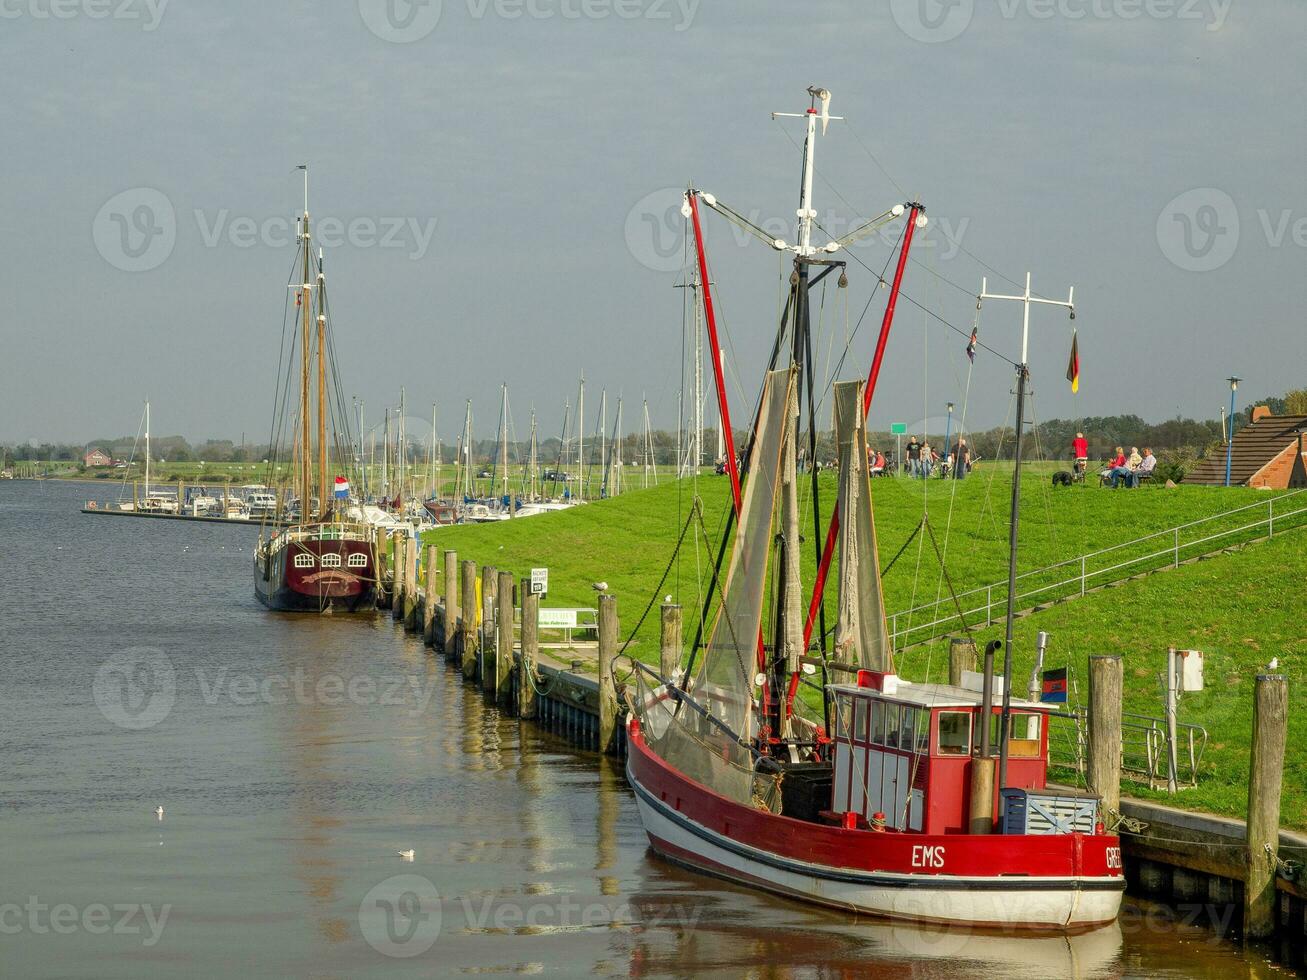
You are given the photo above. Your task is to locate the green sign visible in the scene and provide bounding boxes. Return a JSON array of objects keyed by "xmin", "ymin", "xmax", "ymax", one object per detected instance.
[{"xmin": 890, "ymin": 423, "xmax": 907, "ymax": 435}]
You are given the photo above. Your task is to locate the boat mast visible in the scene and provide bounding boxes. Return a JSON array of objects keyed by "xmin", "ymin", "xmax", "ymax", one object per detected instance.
[
  {"xmin": 527, "ymin": 409, "xmax": 538, "ymax": 501},
  {"xmin": 297, "ymin": 166, "xmax": 312, "ymax": 527},
  {"xmin": 144, "ymin": 399, "xmax": 150, "ymax": 498},
  {"xmin": 382, "ymin": 408, "xmax": 390, "ymax": 501},
  {"xmin": 977, "ymin": 272, "xmax": 1075, "ymax": 789},
  {"xmin": 499, "ymin": 384, "xmax": 510, "ymax": 506},
  {"xmin": 399, "ymin": 387, "xmax": 407, "ymax": 505},
  {"xmin": 433, "ymin": 402, "xmax": 444, "ymax": 501},
  {"xmin": 315, "ymin": 248, "xmax": 327, "ymax": 519},
  {"xmin": 577, "ymin": 376, "xmax": 585, "ymax": 499},
  {"xmin": 461, "ymin": 400, "xmax": 473, "ymax": 499}
]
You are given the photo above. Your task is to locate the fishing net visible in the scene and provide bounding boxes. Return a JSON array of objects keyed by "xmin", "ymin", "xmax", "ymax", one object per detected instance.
[
  {"xmin": 632, "ymin": 673, "xmax": 781, "ymax": 812},
  {"xmin": 832, "ymin": 380, "xmax": 894, "ymax": 672}
]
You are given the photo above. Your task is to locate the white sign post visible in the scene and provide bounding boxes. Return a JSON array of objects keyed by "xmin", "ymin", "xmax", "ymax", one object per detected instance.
[{"xmin": 530, "ymin": 567, "xmax": 548, "ymax": 596}]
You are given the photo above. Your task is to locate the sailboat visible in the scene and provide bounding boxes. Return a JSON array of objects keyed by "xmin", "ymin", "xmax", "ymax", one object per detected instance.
[
  {"xmin": 625, "ymin": 88, "xmax": 1124, "ymax": 930},
  {"xmin": 253, "ymin": 169, "xmax": 377, "ymax": 612}
]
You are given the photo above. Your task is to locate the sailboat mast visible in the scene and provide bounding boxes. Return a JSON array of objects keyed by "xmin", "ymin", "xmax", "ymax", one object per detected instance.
[
  {"xmin": 144, "ymin": 399, "xmax": 150, "ymax": 498},
  {"xmin": 577, "ymin": 377, "xmax": 585, "ymax": 498},
  {"xmin": 298, "ymin": 175, "xmax": 312, "ymax": 526},
  {"xmin": 433, "ymin": 402, "xmax": 444, "ymax": 499},
  {"xmin": 382, "ymin": 408, "xmax": 390, "ymax": 500},
  {"xmin": 528, "ymin": 410, "xmax": 538, "ymax": 501},
  {"xmin": 315, "ymin": 249, "xmax": 327, "ymax": 519},
  {"xmin": 499, "ymin": 384, "xmax": 509, "ymax": 503}
]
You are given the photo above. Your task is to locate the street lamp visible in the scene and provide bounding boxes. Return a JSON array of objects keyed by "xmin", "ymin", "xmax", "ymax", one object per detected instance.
[{"xmin": 1224, "ymin": 377, "xmax": 1241, "ymax": 487}]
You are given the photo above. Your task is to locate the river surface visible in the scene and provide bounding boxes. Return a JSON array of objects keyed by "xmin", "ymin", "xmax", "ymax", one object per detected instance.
[{"xmin": 0, "ymin": 480, "xmax": 1292, "ymax": 978}]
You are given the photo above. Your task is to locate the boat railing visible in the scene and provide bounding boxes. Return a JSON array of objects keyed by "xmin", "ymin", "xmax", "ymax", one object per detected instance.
[{"xmin": 887, "ymin": 488, "xmax": 1307, "ymax": 649}]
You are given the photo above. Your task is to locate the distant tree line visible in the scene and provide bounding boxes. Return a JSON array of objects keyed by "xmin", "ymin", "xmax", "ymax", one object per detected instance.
[{"xmin": 7, "ymin": 388, "xmax": 1304, "ymax": 481}]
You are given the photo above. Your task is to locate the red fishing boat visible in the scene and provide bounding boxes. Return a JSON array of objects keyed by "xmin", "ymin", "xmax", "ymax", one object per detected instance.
[
  {"xmin": 625, "ymin": 88, "xmax": 1122, "ymax": 930},
  {"xmin": 254, "ymin": 168, "xmax": 377, "ymax": 613}
]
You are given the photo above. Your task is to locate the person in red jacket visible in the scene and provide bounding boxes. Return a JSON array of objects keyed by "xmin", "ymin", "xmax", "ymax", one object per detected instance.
[
  {"xmin": 1107, "ymin": 446, "xmax": 1131, "ymax": 488},
  {"xmin": 1072, "ymin": 431, "xmax": 1089, "ymax": 478}
]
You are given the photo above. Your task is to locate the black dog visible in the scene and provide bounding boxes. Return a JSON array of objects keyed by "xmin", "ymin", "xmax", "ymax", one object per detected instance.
[{"xmin": 1051, "ymin": 471, "xmax": 1074, "ymax": 487}]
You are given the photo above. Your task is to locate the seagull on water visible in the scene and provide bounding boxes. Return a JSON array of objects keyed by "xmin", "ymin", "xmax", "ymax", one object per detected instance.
[
  {"xmin": 398, "ymin": 849, "xmax": 415, "ymax": 862},
  {"xmin": 154, "ymin": 806, "xmax": 164, "ymax": 821}
]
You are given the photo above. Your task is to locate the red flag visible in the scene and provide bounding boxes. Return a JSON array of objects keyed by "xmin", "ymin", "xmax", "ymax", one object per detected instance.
[{"xmin": 1066, "ymin": 331, "xmax": 1080, "ymax": 393}]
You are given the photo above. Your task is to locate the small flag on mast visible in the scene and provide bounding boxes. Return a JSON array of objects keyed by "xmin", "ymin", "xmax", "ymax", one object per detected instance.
[
  {"xmin": 334, "ymin": 476, "xmax": 349, "ymax": 499},
  {"xmin": 1041, "ymin": 667, "xmax": 1068, "ymax": 703},
  {"xmin": 1066, "ymin": 330, "xmax": 1080, "ymax": 393},
  {"xmin": 966, "ymin": 328, "xmax": 978, "ymax": 363}
]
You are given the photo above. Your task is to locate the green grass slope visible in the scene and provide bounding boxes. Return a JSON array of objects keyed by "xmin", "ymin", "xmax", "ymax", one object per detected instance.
[{"xmin": 422, "ymin": 471, "xmax": 1304, "ymax": 826}]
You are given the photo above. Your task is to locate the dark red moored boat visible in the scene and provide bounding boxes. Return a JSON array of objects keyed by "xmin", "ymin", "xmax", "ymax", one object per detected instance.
[
  {"xmin": 252, "ymin": 171, "xmax": 378, "ymax": 613},
  {"xmin": 254, "ymin": 523, "xmax": 377, "ymax": 612}
]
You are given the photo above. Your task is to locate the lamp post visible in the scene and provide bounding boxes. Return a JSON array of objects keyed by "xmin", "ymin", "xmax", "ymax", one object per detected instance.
[
  {"xmin": 1225, "ymin": 377, "xmax": 1241, "ymax": 487},
  {"xmin": 943, "ymin": 402, "xmax": 954, "ymax": 478}
]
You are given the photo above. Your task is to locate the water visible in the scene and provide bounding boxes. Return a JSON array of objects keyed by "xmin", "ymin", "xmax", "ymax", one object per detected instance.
[{"xmin": 0, "ymin": 480, "xmax": 1289, "ymax": 977}]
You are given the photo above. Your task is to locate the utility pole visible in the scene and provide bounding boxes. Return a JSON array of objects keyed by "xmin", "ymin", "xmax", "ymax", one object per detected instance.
[{"xmin": 978, "ymin": 272, "xmax": 1076, "ymax": 791}]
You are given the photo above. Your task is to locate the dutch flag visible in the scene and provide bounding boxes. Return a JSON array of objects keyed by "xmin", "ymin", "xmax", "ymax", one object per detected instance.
[{"xmin": 334, "ymin": 476, "xmax": 349, "ymax": 499}]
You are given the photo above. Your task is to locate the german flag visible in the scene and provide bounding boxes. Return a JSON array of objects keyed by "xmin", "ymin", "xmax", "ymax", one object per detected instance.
[{"xmin": 1066, "ymin": 331, "xmax": 1080, "ymax": 394}]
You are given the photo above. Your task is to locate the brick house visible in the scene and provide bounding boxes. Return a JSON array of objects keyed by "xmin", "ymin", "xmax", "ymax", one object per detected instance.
[
  {"xmin": 84, "ymin": 448, "xmax": 113, "ymax": 468},
  {"xmin": 1183, "ymin": 407, "xmax": 1307, "ymax": 488}
]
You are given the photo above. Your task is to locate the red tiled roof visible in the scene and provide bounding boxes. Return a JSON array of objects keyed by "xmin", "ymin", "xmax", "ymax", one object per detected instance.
[{"xmin": 1184, "ymin": 415, "xmax": 1307, "ymax": 485}]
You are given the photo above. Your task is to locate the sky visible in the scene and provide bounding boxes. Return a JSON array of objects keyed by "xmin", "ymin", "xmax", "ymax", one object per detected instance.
[{"xmin": 2, "ymin": 0, "xmax": 1304, "ymax": 447}]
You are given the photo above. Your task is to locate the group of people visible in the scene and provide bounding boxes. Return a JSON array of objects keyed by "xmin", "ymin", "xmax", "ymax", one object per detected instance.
[
  {"xmin": 1072, "ymin": 431, "xmax": 1157, "ymax": 488},
  {"xmin": 864, "ymin": 436, "xmax": 972, "ymax": 479},
  {"xmin": 1104, "ymin": 445, "xmax": 1157, "ymax": 488}
]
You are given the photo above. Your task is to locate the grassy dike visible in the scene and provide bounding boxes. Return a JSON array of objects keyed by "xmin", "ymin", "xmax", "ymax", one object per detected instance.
[{"xmin": 422, "ymin": 471, "xmax": 1304, "ymax": 827}]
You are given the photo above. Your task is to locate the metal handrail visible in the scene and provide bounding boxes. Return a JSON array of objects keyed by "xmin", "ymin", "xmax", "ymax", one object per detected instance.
[
  {"xmin": 889, "ymin": 490, "xmax": 1307, "ymax": 647},
  {"xmin": 1045, "ymin": 707, "xmax": 1207, "ymax": 790}
]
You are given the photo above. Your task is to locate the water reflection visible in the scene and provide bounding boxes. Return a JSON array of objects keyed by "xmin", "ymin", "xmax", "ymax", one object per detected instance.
[{"xmin": 0, "ymin": 482, "xmax": 1291, "ymax": 978}]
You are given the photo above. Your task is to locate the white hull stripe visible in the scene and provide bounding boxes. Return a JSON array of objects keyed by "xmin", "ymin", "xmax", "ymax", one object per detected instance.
[{"xmin": 629, "ymin": 766, "xmax": 1124, "ymax": 894}]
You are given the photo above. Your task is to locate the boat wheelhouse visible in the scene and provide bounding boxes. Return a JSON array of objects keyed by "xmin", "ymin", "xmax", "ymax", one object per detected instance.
[{"xmin": 828, "ymin": 671, "xmax": 1091, "ymax": 836}]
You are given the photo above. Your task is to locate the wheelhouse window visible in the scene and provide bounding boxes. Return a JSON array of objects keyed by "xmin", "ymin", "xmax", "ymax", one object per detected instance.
[
  {"xmin": 321, "ymin": 553, "xmax": 342, "ymax": 568},
  {"xmin": 1009, "ymin": 712, "xmax": 1043, "ymax": 757},
  {"xmin": 854, "ymin": 699, "xmax": 869, "ymax": 744},
  {"xmin": 937, "ymin": 711, "xmax": 972, "ymax": 756},
  {"xmin": 874, "ymin": 701, "xmax": 896, "ymax": 746},
  {"xmin": 347, "ymin": 552, "xmax": 368, "ymax": 568},
  {"xmin": 293, "ymin": 553, "xmax": 315, "ymax": 569}
]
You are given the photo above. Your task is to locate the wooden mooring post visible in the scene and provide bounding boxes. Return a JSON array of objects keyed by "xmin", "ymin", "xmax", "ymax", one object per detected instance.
[
  {"xmin": 948, "ymin": 636, "xmax": 977, "ymax": 687},
  {"xmin": 373, "ymin": 526, "xmax": 389, "ymax": 605},
  {"xmin": 404, "ymin": 537, "xmax": 419, "ymax": 628},
  {"xmin": 1244, "ymin": 672, "xmax": 1289, "ymax": 941},
  {"xmin": 519, "ymin": 580, "xmax": 539, "ymax": 720},
  {"xmin": 1088, "ymin": 654, "xmax": 1123, "ymax": 820},
  {"xmin": 423, "ymin": 544, "xmax": 438, "ymax": 643},
  {"xmin": 496, "ymin": 570, "xmax": 514, "ymax": 706},
  {"xmin": 461, "ymin": 560, "xmax": 478, "ymax": 681},
  {"xmin": 391, "ymin": 534, "xmax": 407, "ymax": 621},
  {"xmin": 480, "ymin": 566, "xmax": 498, "ymax": 694},
  {"xmin": 442, "ymin": 549, "xmax": 458, "ymax": 656},
  {"xmin": 598, "ymin": 594, "xmax": 620, "ymax": 755},
  {"xmin": 659, "ymin": 603, "xmax": 681, "ymax": 682}
]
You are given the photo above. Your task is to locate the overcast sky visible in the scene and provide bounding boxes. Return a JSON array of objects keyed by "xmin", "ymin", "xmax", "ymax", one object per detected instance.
[{"xmin": 2, "ymin": 0, "xmax": 1303, "ymax": 446}]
